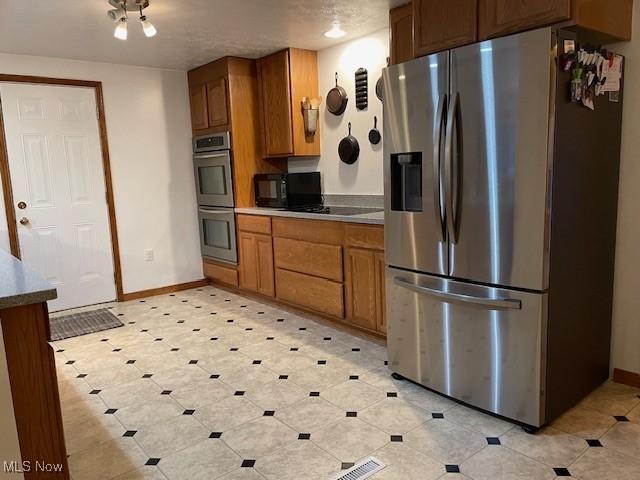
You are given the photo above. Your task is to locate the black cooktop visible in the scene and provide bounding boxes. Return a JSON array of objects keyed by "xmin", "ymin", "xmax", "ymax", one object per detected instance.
[{"xmin": 286, "ymin": 205, "xmax": 383, "ymax": 216}]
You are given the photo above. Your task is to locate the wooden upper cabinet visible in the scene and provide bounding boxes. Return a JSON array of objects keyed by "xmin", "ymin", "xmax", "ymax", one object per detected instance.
[
  {"xmin": 207, "ymin": 77, "xmax": 229, "ymax": 128},
  {"xmin": 390, "ymin": 3, "xmax": 414, "ymax": 65},
  {"xmin": 189, "ymin": 83, "xmax": 209, "ymax": 132},
  {"xmin": 413, "ymin": 0, "xmax": 478, "ymax": 57},
  {"xmin": 479, "ymin": 0, "xmax": 570, "ymax": 39},
  {"xmin": 257, "ymin": 48, "xmax": 320, "ymax": 158}
]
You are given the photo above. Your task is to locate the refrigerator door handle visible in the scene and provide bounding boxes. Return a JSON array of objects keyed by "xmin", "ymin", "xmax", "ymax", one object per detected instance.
[
  {"xmin": 433, "ymin": 94, "xmax": 447, "ymax": 242},
  {"xmin": 393, "ymin": 276, "xmax": 522, "ymax": 310},
  {"xmin": 444, "ymin": 92, "xmax": 460, "ymax": 244}
]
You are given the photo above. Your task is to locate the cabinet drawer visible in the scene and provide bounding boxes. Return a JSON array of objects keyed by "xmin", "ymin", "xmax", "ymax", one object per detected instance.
[
  {"xmin": 274, "ymin": 237, "xmax": 343, "ymax": 282},
  {"xmin": 272, "ymin": 217, "xmax": 344, "ymax": 244},
  {"xmin": 345, "ymin": 224, "xmax": 384, "ymax": 250},
  {"xmin": 237, "ymin": 214, "xmax": 272, "ymax": 235},
  {"xmin": 203, "ymin": 260, "xmax": 238, "ymax": 287},
  {"xmin": 275, "ymin": 268, "xmax": 344, "ymax": 318}
]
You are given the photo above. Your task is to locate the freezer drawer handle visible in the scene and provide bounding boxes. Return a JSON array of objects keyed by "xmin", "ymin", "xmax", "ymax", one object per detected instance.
[{"xmin": 393, "ymin": 277, "xmax": 522, "ymax": 310}]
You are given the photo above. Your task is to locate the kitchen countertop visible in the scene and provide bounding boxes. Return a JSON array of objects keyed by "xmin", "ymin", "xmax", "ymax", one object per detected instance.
[
  {"xmin": 0, "ymin": 250, "xmax": 57, "ymax": 309},
  {"xmin": 234, "ymin": 207, "xmax": 385, "ymax": 225}
]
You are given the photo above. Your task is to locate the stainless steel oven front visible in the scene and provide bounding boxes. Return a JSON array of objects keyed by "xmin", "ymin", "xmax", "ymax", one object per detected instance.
[
  {"xmin": 193, "ymin": 132, "xmax": 234, "ymax": 208},
  {"xmin": 198, "ymin": 207, "xmax": 237, "ymax": 264}
]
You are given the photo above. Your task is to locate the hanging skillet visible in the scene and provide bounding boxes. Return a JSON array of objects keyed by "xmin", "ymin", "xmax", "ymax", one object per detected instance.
[
  {"xmin": 326, "ymin": 72, "xmax": 348, "ymax": 116},
  {"xmin": 339, "ymin": 122, "xmax": 360, "ymax": 165},
  {"xmin": 368, "ymin": 116, "xmax": 381, "ymax": 145}
]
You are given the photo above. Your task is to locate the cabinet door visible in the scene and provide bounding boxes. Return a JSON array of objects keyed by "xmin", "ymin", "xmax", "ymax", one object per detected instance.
[
  {"xmin": 390, "ymin": 3, "xmax": 414, "ymax": 65},
  {"xmin": 255, "ymin": 233, "xmax": 275, "ymax": 297},
  {"xmin": 374, "ymin": 252, "xmax": 387, "ymax": 333},
  {"xmin": 479, "ymin": 0, "xmax": 570, "ymax": 39},
  {"xmin": 346, "ymin": 248, "xmax": 377, "ymax": 331},
  {"xmin": 207, "ymin": 77, "xmax": 229, "ymax": 128},
  {"xmin": 189, "ymin": 83, "xmax": 209, "ymax": 131},
  {"xmin": 413, "ymin": 0, "xmax": 478, "ymax": 57},
  {"xmin": 258, "ymin": 50, "xmax": 294, "ymax": 157},
  {"xmin": 239, "ymin": 232, "xmax": 258, "ymax": 292}
]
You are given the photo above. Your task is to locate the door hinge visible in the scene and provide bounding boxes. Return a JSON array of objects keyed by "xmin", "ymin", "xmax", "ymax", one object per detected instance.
[{"xmin": 96, "ymin": 105, "xmax": 100, "ymax": 120}]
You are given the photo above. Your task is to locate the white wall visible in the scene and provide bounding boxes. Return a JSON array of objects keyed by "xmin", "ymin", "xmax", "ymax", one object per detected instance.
[
  {"xmin": 289, "ymin": 28, "xmax": 388, "ymax": 195},
  {"xmin": 0, "ymin": 54, "xmax": 203, "ymax": 294},
  {"xmin": 611, "ymin": 3, "xmax": 640, "ymax": 376},
  {"xmin": 0, "ymin": 324, "xmax": 23, "ymax": 480}
]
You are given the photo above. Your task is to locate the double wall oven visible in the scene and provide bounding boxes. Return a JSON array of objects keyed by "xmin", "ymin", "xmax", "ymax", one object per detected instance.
[{"xmin": 194, "ymin": 132, "xmax": 237, "ymax": 264}]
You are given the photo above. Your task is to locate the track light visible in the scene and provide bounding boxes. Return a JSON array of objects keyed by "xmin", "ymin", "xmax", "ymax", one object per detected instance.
[
  {"xmin": 107, "ymin": 0, "xmax": 157, "ymax": 40},
  {"xmin": 114, "ymin": 17, "xmax": 128, "ymax": 40},
  {"xmin": 139, "ymin": 7, "xmax": 157, "ymax": 37}
]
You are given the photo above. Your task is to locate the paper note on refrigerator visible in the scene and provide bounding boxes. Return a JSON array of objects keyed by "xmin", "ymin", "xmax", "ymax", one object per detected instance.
[{"xmin": 601, "ymin": 54, "xmax": 623, "ymax": 93}]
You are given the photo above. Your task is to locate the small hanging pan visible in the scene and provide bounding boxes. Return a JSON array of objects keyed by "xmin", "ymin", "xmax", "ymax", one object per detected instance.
[
  {"xmin": 326, "ymin": 72, "xmax": 348, "ymax": 115},
  {"xmin": 368, "ymin": 116, "xmax": 381, "ymax": 145},
  {"xmin": 339, "ymin": 122, "xmax": 360, "ymax": 165}
]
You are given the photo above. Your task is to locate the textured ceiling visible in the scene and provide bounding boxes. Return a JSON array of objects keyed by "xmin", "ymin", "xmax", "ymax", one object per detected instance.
[{"xmin": 0, "ymin": 0, "xmax": 405, "ymax": 71}]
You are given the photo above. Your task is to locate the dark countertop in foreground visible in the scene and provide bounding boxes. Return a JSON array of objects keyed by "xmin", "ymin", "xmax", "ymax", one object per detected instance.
[
  {"xmin": 234, "ymin": 207, "xmax": 385, "ymax": 225},
  {"xmin": 0, "ymin": 250, "xmax": 57, "ymax": 309}
]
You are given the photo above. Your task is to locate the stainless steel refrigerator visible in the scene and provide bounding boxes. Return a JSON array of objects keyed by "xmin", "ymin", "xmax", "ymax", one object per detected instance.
[{"xmin": 382, "ymin": 27, "xmax": 624, "ymax": 429}]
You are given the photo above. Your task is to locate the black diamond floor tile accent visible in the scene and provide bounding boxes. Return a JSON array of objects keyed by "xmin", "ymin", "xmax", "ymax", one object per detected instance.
[
  {"xmin": 230, "ymin": 348, "xmax": 239, "ymax": 351},
  {"xmin": 346, "ymin": 411, "xmax": 357, "ymax": 417},
  {"xmin": 177, "ymin": 320, "xmax": 185, "ymax": 324},
  {"xmin": 384, "ymin": 360, "xmax": 388, "ymax": 365},
  {"xmin": 298, "ymin": 433, "xmax": 311, "ymax": 440},
  {"xmin": 105, "ymin": 408, "xmax": 118, "ymax": 414},
  {"xmin": 298, "ymin": 327, "xmax": 307, "ymax": 331},
  {"xmin": 140, "ymin": 329, "xmax": 148, "ymax": 332},
  {"xmin": 123, "ymin": 430, "xmax": 137, "ymax": 437},
  {"xmin": 258, "ymin": 312, "xmax": 265, "ymax": 315},
  {"xmin": 352, "ymin": 348, "xmax": 361, "ymax": 352},
  {"xmin": 192, "ymin": 328, "xmax": 201, "ymax": 332},
  {"xmin": 142, "ymin": 374, "xmax": 153, "ymax": 378},
  {"xmin": 189, "ymin": 360, "xmax": 199, "ymax": 365},
  {"xmin": 241, "ymin": 460, "xmax": 255, "ymax": 468},
  {"xmin": 183, "ymin": 409, "xmax": 196, "ymax": 415},
  {"xmin": 445, "ymin": 465, "xmax": 460, "ymax": 473},
  {"xmin": 342, "ymin": 462, "xmax": 355, "ymax": 470},
  {"xmin": 245, "ymin": 328, "xmax": 253, "ymax": 331},
  {"xmin": 210, "ymin": 337, "xmax": 219, "ymax": 341},
  {"xmin": 117, "ymin": 313, "xmax": 124, "ymax": 316},
  {"xmin": 487, "ymin": 437, "xmax": 501, "ymax": 445},
  {"xmin": 146, "ymin": 458, "xmax": 161, "ymax": 466},
  {"xmin": 317, "ymin": 360, "xmax": 327, "ymax": 365},
  {"xmin": 350, "ymin": 375, "xmax": 359, "ymax": 380},
  {"xmin": 209, "ymin": 432, "xmax": 223, "ymax": 439},
  {"xmin": 310, "ymin": 392, "xmax": 320, "ymax": 397},
  {"xmin": 171, "ymin": 348, "xmax": 180, "ymax": 352},
  {"xmin": 253, "ymin": 360, "xmax": 262, "ymax": 365},
  {"xmin": 324, "ymin": 337, "xmax": 332, "ymax": 341},
  {"xmin": 154, "ymin": 338, "xmax": 163, "ymax": 341},
  {"xmin": 101, "ymin": 338, "xmax": 109, "ymax": 342},
  {"xmin": 614, "ymin": 415, "xmax": 630, "ymax": 422},
  {"xmin": 113, "ymin": 348, "xmax": 122, "ymax": 352},
  {"xmin": 227, "ymin": 320, "xmax": 234, "ymax": 323},
  {"xmin": 390, "ymin": 435, "xmax": 403, "ymax": 442},
  {"xmin": 65, "ymin": 360, "xmax": 75, "ymax": 365},
  {"xmin": 266, "ymin": 337, "xmax": 275, "ymax": 340},
  {"xmin": 387, "ymin": 392, "xmax": 398, "ymax": 398},
  {"xmin": 587, "ymin": 439, "xmax": 603, "ymax": 447},
  {"xmin": 279, "ymin": 375, "xmax": 288, "ymax": 380},
  {"xmin": 277, "ymin": 318, "xmax": 284, "ymax": 322},
  {"xmin": 554, "ymin": 467, "xmax": 571, "ymax": 477},
  {"xmin": 234, "ymin": 391, "xmax": 245, "ymax": 396},
  {"xmin": 56, "ymin": 349, "xmax": 65, "ymax": 353},
  {"xmin": 89, "ymin": 389, "xmax": 101, "ymax": 395},
  {"xmin": 128, "ymin": 321, "xmax": 136, "ymax": 325},
  {"xmin": 290, "ymin": 348, "xmax": 299, "ymax": 352},
  {"xmin": 161, "ymin": 390, "xmax": 172, "ymax": 395},
  {"xmin": 77, "ymin": 374, "xmax": 88, "ymax": 378},
  {"xmin": 432, "ymin": 413, "xmax": 444, "ymax": 419},
  {"xmin": 264, "ymin": 411, "xmax": 275, "ymax": 417},
  {"xmin": 210, "ymin": 374, "xmax": 220, "ymax": 379},
  {"xmin": 126, "ymin": 360, "xmax": 136, "ymax": 364}
]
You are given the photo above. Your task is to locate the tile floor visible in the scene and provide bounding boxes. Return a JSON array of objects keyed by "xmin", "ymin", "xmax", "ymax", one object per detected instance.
[{"xmin": 52, "ymin": 286, "xmax": 640, "ymax": 480}]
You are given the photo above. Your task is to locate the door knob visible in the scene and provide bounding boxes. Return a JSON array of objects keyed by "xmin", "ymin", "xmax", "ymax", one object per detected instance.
[{"xmin": 19, "ymin": 217, "xmax": 30, "ymax": 225}]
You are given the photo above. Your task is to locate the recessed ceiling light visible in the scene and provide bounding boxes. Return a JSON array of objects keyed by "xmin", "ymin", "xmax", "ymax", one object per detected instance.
[{"xmin": 324, "ymin": 24, "xmax": 346, "ymax": 39}]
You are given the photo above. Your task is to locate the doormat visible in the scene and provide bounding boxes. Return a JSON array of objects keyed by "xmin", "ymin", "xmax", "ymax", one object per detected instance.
[{"xmin": 49, "ymin": 308, "xmax": 123, "ymax": 341}]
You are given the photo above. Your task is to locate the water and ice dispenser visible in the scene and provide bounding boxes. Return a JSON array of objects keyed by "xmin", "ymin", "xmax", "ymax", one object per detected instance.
[{"xmin": 390, "ymin": 152, "xmax": 422, "ymax": 212}]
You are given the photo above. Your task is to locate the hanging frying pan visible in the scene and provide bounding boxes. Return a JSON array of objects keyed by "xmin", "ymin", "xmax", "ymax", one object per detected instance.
[
  {"xmin": 368, "ymin": 116, "xmax": 381, "ymax": 145},
  {"xmin": 375, "ymin": 76, "xmax": 384, "ymax": 101},
  {"xmin": 326, "ymin": 72, "xmax": 348, "ymax": 115},
  {"xmin": 339, "ymin": 122, "xmax": 360, "ymax": 165}
]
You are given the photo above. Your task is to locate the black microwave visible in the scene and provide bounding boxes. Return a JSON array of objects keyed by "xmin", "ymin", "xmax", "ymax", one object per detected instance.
[{"xmin": 254, "ymin": 172, "xmax": 322, "ymax": 209}]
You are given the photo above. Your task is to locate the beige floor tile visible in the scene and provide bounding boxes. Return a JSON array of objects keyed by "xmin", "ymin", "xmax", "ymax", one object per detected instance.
[
  {"xmin": 550, "ymin": 405, "xmax": 617, "ymax": 439},
  {"xmin": 222, "ymin": 416, "xmax": 298, "ymax": 459},
  {"xmin": 215, "ymin": 469, "xmax": 266, "ymax": 480},
  {"xmin": 170, "ymin": 378, "xmax": 234, "ymax": 410},
  {"xmin": 64, "ymin": 411, "xmax": 126, "ymax": 455},
  {"xmin": 322, "ymin": 380, "xmax": 386, "ymax": 412},
  {"xmin": 287, "ymin": 365, "xmax": 352, "ymax": 391},
  {"xmin": 259, "ymin": 353, "xmax": 317, "ymax": 374},
  {"xmin": 115, "ymin": 396, "xmax": 184, "ymax": 430},
  {"xmin": 134, "ymin": 415, "xmax": 209, "ymax": 458},
  {"xmin": 312, "ymin": 417, "xmax": 389, "ymax": 462},
  {"xmin": 220, "ymin": 365, "xmax": 282, "ymax": 392},
  {"xmin": 84, "ymin": 365, "xmax": 146, "ymax": 389},
  {"xmin": 395, "ymin": 383, "xmax": 457, "ymax": 412},
  {"xmin": 578, "ymin": 382, "xmax": 640, "ymax": 416},
  {"xmin": 150, "ymin": 365, "xmax": 211, "ymax": 390},
  {"xmin": 404, "ymin": 419, "xmax": 486, "ymax": 464},
  {"xmin": 159, "ymin": 439, "xmax": 240, "ymax": 480},
  {"xmin": 277, "ymin": 397, "xmax": 345, "ymax": 433},
  {"xmin": 629, "ymin": 403, "xmax": 640, "ymax": 423},
  {"xmin": 99, "ymin": 378, "xmax": 163, "ymax": 409},
  {"xmin": 133, "ymin": 351, "xmax": 192, "ymax": 374},
  {"xmin": 570, "ymin": 446, "xmax": 640, "ymax": 480},
  {"xmin": 61, "ymin": 392, "xmax": 109, "ymax": 424},
  {"xmin": 461, "ymin": 446, "xmax": 555, "ymax": 480},
  {"xmin": 244, "ymin": 379, "xmax": 307, "ymax": 410},
  {"xmin": 255, "ymin": 440, "xmax": 340, "ymax": 480},
  {"xmin": 500, "ymin": 426, "xmax": 587, "ymax": 467},
  {"xmin": 445, "ymin": 405, "xmax": 514, "ymax": 437},
  {"xmin": 197, "ymin": 351, "xmax": 254, "ymax": 374},
  {"xmin": 68, "ymin": 437, "xmax": 148, "ymax": 480},
  {"xmin": 369, "ymin": 442, "xmax": 444, "ymax": 480},
  {"xmin": 195, "ymin": 396, "xmax": 263, "ymax": 432},
  {"xmin": 600, "ymin": 421, "xmax": 640, "ymax": 459},
  {"xmin": 359, "ymin": 398, "xmax": 432, "ymax": 434},
  {"xmin": 113, "ymin": 466, "xmax": 168, "ymax": 479}
]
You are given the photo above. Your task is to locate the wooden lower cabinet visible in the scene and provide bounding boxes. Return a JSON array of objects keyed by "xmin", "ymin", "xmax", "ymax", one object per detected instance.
[
  {"xmin": 274, "ymin": 237, "xmax": 343, "ymax": 282},
  {"xmin": 239, "ymin": 231, "xmax": 275, "ymax": 297},
  {"xmin": 374, "ymin": 251, "xmax": 387, "ymax": 333},
  {"xmin": 345, "ymin": 248, "xmax": 387, "ymax": 333},
  {"xmin": 275, "ymin": 268, "xmax": 344, "ymax": 318},
  {"xmin": 203, "ymin": 259, "xmax": 239, "ymax": 287}
]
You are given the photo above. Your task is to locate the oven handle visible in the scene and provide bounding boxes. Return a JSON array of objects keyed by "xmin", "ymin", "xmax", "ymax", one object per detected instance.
[
  {"xmin": 198, "ymin": 208, "xmax": 234, "ymax": 216},
  {"xmin": 393, "ymin": 277, "xmax": 522, "ymax": 310},
  {"xmin": 194, "ymin": 153, "xmax": 229, "ymax": 159}
]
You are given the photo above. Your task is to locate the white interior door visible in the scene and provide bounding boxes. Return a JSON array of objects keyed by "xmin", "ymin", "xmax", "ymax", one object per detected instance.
[{"xmin": 0, "ymin": 83, "xmax": 116, "ymax": 312}]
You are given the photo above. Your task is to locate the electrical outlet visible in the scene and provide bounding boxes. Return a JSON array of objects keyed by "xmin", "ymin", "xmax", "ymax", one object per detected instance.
[{"xmin": 144, "ymin": 249, "xmax": 154, "ymax": 262}]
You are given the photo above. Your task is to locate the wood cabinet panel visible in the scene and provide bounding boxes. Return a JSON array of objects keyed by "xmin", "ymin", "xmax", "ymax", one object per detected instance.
[
  {"xmin": 239, "ymin": 232, "xmax": 275, "ymax": 297},
  {"xmin": 345, "ymin": 248, "xmax": 378, "ymax": 331},
  {"xmin": 374, "ymin": 251, "xmax": 387, "ymax": 333},
  {"xmin": 189, "ymin": 83, "xmax": 209, "ymax": 132},
  {"xmin": 272, "ymin": 217, "xmax": 344, "ymax": 245},
  {"xmin": 256, "ymin": 234, "xmax": 275, "ymax": 297},
  {"xmin": 237, "ymin": 214, "xmax": 272, "ymax": 235},
  {"xmin": 479, "ymin": 0, "xmax": 570, "ymax": 39},
  {"xmin": 276, "ymin": 268, "xmax": 344, "ymax": 318},
  {"xmin": 288, "ymin": 48, "xmax": 321, "ymax": 156},
  {"xmin": 345, "ymin": 224, "xmax": 385, "ymax": 250},
  {"xmin": 390, "ymin": 3, "xmax": 414, "ymax": 65},
  {"xmin": 207, "ymin": 77, "xmax": 229, "ymax": 128},
  {"xmin": 274, "ymin": 237, "xmax": 343, "ymax": 282},
  {"xmin": 203, "ymin": 260, "xmax": 238, "ymax": 287},
  {"xmin": 258, "ymin": 50, "xmax": 294, "ymax": 156},
  {"xmin": 413, "ymin": 0, "xmax": 478, "ymax": 57}
]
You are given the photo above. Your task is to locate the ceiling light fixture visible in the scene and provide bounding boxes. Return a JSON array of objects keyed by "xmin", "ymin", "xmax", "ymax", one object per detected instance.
[
  {"xmin": 324, "ymin": 23, "xmax": 346, "ymax": 39},
  {"xmin": 107, "ymin": 0, "xmax": 157, "ymax": 39}
]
